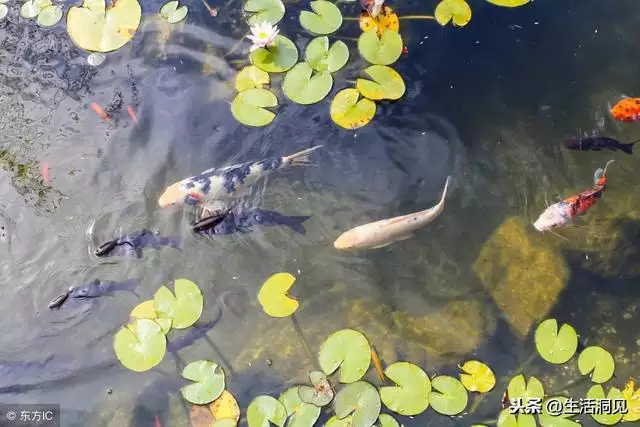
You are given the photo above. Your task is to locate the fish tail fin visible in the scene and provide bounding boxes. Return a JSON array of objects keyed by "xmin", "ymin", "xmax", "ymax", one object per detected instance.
[
  {"xmin": 285, "ymin": 216, "xmax": 311, "ymax": 235},
  {"xmin": 622, "ymin": 142, "xmax": 634, "ymax": 154},
  {"xmin": 439, "ymin": 176, "xmax": 452, "ymax": 204},
  {"xmin": 283, "ymin": 145, "xmax": 323, "ymax": 167}
]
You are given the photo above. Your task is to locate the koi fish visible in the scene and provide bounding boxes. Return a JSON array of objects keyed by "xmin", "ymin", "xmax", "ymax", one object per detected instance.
[
  {"xmin": 95, "ymin": 229, "xmax": 181, "ymax": 258},
  {"xmin": 611, "ymin": 97, "xmax": 640, "ymax": 122},
  {"xmin": 158, "ymin": 145, "xmax": 323, "ymax": 210},
  {"xmin": 127, "ymin": 106, "xmax": 139, "ymax": 124},
  {"xmin": 195, "ymin": 209, "xmax": 311, "ymax": 235},
  {"xmin": 48, "ymin": 279, "xmax": 141, "ymax": 309},
  {"xmin": 563, "ymin": 136, "xmax": 638, "ymax": 155},
  {"xmin": 370, "ymin": 346, "xmax": 385, "ymax": 381},
  {"xmin": 533, "ymin": 160, "xmax": 614, "ymax": 232},
  {"xmin": 41, "ymin": 162, "xmax": 50, "ymax": 185},
  {"xmin": 333, "ymin": 176, "xmax": 452, "ymax": 250},
  {"xmin": 90, "ymin": 102, "xmax": 110, "ymax": 121},
  {"xmin": 154, "ymin": 416, "xmax": 162, "ymax": 427}
]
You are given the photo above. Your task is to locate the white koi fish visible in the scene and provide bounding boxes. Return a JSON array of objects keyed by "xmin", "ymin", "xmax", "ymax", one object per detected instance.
[{"xmin": 334, "ymin": 176, "xmax": 452, "ymax": 250}]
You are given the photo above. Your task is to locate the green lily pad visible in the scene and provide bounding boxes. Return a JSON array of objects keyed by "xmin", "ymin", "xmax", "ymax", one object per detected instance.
[
  {"xmin": 318, "ymin": 329, "xmax": 371, "ymax": 383},
  {"xmin": 357, "ymin": 29, "xmax": 402, "ymax": 66},
  {"xmin": 244, "ymin": 0, "xmax": 285, "ymax": 26},
  {"xmin": 113, "ymin": 318, "xmax": 167, "ymax": 372},
  {"xmin": 299, "ymin": 0, "xmax": 342, "ymax": 35},
  {"xmin": 305, "ymin": 37, "xmax": 349, "ymax": 73},
  {"xmin": 507, "ymin": 375, "xmax": 544, "ymax": 401},
  {"xmin": 154, "ymin": 278, "xmax": 203, "ymax": 329},
  {"xmin": 21, "ymin": 0, "xmax": 51, "ymax": 19},
  {"xmin": 578, "ymin": 346, "xmax": 615, "ymax": 384},
  {"xmin": 130, "ymin": 299, "xmax": 172, "ymax": 334},
  {"xmin": 213, "ymin": 420, "xmax": 239, "ymax": 427},
  {"xmin": 299, "ymin": 371, "xmax": 334, "ymax": 407},
  {"xmin": 538, "ymin": 396, "xmax": 580, "ymax": 427},
  {"xmin": 434, "ymin": 0, "xmax": 472, "ymax": 27},
  {"xmin": 36, "ymin": 5, "xmax": 63, "ymax": 26},
  {"xmin": 429, "ymin": 376, "xmax": 468, "ymax": 416},
  {"xmin": 330, "ymin": 88, "xmax": 376, "ymax": 130},
  {"xmin": 534, "ymin": 319, "xmax": 578, "ymax": 364},
  {"xmin": 326, "ymin": 416, "xmax": 353, "ymax": 427},
  {"xmin": 235, "ymin": 66, "xmax": 271, "ymax": 92},
  {"xmin": 250, "ymin": 35, "xmax": 298, "ymax": 73},
  {"xmin": 231, "ymin": 88, "xmax": 278, "ymax": 127},
  {"xmin": 486, "ymin": 0, "xmax": 530, "ymax": 7},
  {"xmin": 379, "ymin": 362, "xmax": 430, "ymax": 416},
  {"xmin": 497, "ymin": 410, "xmax": 537, "ymax": 427},
  {"xmin": 283, "ymin": 62, "xmax": 333, "ymax": 105},
  {"xmin": 248, "ymin": 395, "xmax": 288, "ymax": 427},
  {"xmin": 0, "ymin": 4, "xmax": 7, "ymax": 21},
  {"xmin": 356, "ymin": 65, "xmax": 405, "ymax": 101},
  {"xmin": 160, "ymin": 1, "xmax": 188, "ymax": 24},
  {"xmin": 279, "ymin": 387, "xmax": 321, "ymax": 427},
  {"xmin": 334, "ymin": 381, "xmax": 381, "ymax": 427},
  {"xmin": 376, "ymin": 415, "xmax": 398, "ymax": 427},
  {"xmin": 180, "ymin": 360, "xmax": 226, "ymax": 405},
  {"xmin": 586, "ymin": 385, "xmax": 624, "ymax": 425}
]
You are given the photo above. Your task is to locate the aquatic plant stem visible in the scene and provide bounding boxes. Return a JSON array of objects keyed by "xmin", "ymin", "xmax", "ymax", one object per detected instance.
[
  {"xmin": 399, "ymin": 15, "xmax": 435, "ymax": 20},
  {"xmin": 225, "ymin": 32, "xmax": 249, "ymax": 57},
  {"xmin": 291, "ymin": 314, "xmax": 320, "ymax": 370}
]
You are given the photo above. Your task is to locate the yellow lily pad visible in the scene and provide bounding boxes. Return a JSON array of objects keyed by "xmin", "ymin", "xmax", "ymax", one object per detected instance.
[
  {"xmin": 235, "ymin": 66, "xmax": 271, "ymax": 92},
  {"xmin": 257, "ymin": 272, "xmax": 299, "ymax": 318},
  {"xmin": 486, "ymin": 0, "xmax": 530, "ymax": 7},
  {"xmin": 154, "ymin": 278, "xmax": 204, "ymax": 330},
  {"xmin": 459, "ymin": 360, "xmax": 496, "ymax": 393},
  {"xmin": 623, "ymin": 378, "xmax": 640, "ymax": 422},
  {"xmin": 330, "ymin": 88, "xmax": 376, "ymax": 130},
  {"xmin": 211, "ymin": 390, "xmax": 241, "ymax": 423},
  {"xmin": 358, "ymin": 6, "xmax": 399, "ymax": 35},
  {"xmin": 181, "ymin": 360, "xmax": 226, "ymax": 405},
  {"xmin": 130, "ymin": 299, "xmax": 172, "ymax": 334},
  {"xmin": 66, "ymin": 0, "xmax": 142, "ymax": 53},
  {"xmin": 356, "ymin": 65, "xmax": 405, "ymax": 101},
  {"xmin": 434, "ymin": 0, "xmax": 471, "ymax": 27},
  {"xmin": 20, "ymin": 0, "xmax": 51, "ymax": 19},
  {"xmin": 113, "ymin": 318, "xmax": 167, "ymax": 372}
]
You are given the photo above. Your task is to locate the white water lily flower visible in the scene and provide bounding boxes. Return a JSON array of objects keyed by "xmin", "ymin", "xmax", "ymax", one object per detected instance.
[{"xmin": 248, "ymin": 21, "xmax": 279, "ymax": 52}]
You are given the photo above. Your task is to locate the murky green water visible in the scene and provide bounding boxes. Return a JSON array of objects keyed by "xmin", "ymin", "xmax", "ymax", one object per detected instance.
[{"xmin": 1, "ymin": 0, "xmax": 640, "ymax": 425}]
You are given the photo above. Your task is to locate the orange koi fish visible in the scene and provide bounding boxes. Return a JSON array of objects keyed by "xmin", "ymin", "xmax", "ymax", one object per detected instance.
[
  {"xmin": 370, "ymin": 346, "xmax": 385, "ymax": 381},
  {"xmin": 41, "ymin": 162, "xmax": 50, "ymax": 186},
  {"xmin": 611, "ymin": 97, "xmax": 640, "ymax": 122},
  {"xmin": 533, "ymin": 160, "xmax": 614, "ymax": 231},
  {"xmin": 127, "ymin": 106, "xmax": 139, "ymax": 125},
  {"xmin": 91, "ymin": 102, "xmax": 110, "ymax": 121},
  {"xmin": 154, "ymin": 415, "xmax": 162, "ymax": 427}
]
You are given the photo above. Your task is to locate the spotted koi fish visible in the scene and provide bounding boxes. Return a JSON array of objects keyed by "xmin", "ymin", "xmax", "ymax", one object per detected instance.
[
  {"xmin": 611, "ymin": 97, "xmax": 640, "ymax": 122},
  {"xmin": 158, "ymin": 146, "xmax": 323, "ymax": 210},
  {"xmin": 533, "ymin": 160, "xmax": 614, "ymax": 232}
]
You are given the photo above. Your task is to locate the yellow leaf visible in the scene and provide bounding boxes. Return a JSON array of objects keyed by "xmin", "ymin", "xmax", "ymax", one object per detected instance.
[
  {"xmin": 459, "ymin": 360, "xmax": 496, "ymax": 393},
  {"xmin": 434, "ymin": 0, "xmax": 471, "ymax": 27},
  {"xmin": 130, "ymin": 299, "xmax": 172, "ymax": 334},
  {"xmin": 210, "ymin": 390, "xmax": 241, "ymax": 424},
  {"xmin": 356, "ymin": 65, "xmax": 405, "ymax": 101},
  {"xmin": 358, "ymin": 6, "xmax": 399, "ymax": 35},
  {"xmin": 486, "ymin": 0, "xmax": 530, "ymax": 7},
  {"xmin": 623, "ymin": 378, "xmax": 640, "ymax": 422},
  {"xmin": 330, "ymin": 88, "xmax": 376, "ymax": 130},
  {"xmin": 257, "ymin": 272, "xmax": 299, "ymax": 318}
]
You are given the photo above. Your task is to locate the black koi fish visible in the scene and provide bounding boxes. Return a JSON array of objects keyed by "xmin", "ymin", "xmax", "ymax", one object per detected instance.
[
  {"xmin": 95, "ymin": 229, "xmax": 181, "ymax": 258},
  {"xmin": 563, "ymin": 136, "xmax": 639, "ymax": 155},
  {"xmin": 195, "ymin": 209, "xmax": 311, "ymax": 235},
  {"xmin": 49, "ymin": 279, "xmax": 140, "ymax": 309}
]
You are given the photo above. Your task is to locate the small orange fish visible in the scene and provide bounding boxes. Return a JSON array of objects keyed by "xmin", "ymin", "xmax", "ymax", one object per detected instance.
[
  {"xmin": 154, "ymin": 415, "xmax": 162, "ymax": 427},
  {"xmin": 611, "ymin": 97, "xmax": 640, "ymax": 122},
  {"xmin": 370, "ymin": 346, "xmax": 385, "ymax": 382},
  {"xmin": 91, "ymin": 102, "xmax": 110, "ymax": 121},
  {"xmin": 127, "ymin": 106, "xmax": 139, "ymax": 125},
  {"xmin": 41, "ymin": 162, "xmax": 50, "ymax": 186}
]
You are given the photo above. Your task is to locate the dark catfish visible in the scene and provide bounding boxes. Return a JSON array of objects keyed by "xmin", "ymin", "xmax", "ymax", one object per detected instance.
[
  {"xmin": 49, "ymin": 279, "xmax": 140, "ymax": 309},
  {"xmin": 95, "ymin": 229, "xmax": 181, "ymax": 258},
  {"xmin": 563, "ymin": 136, "xmax": 639, "ymax": 154},
  {"xmin": 196, "ymin": 209, "xmax": 311, "ymax": 235}
]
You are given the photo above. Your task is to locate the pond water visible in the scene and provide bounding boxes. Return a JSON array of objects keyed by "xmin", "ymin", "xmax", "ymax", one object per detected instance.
[{"xmin": 1, "ymin": 0, "xmax": 640, "ymax": 425}]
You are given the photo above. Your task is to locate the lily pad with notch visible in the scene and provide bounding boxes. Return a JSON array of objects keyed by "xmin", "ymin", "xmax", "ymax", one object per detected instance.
[
  {"xmin": 283, "ymin": 62, "xmax": 333, "ymax": 105},
  {"xmin": 534, "ymin": 318, "xmax": 578, "ymax": 364},
  {"xmin": 379, "ymin": 361, "xmax": 430, "ymax": 416},
  {"xmin": 257, "ymin": 272, "xmax": 299, "ymax": 317},
  {"xmin": 357, "ymin": 29, "xmax": 402, "ymax": 66},
  {"xmin": 459, "ymin": 360, "xmax": 496, "ymax": 393},
  {"xmin": 231, "ymin": 88, "xmax": 278, "ymax": 127},
  {"xmin": 299, "ymin": 0, "xmax": 343, "ymax": 35},
  {"xmin": 497, "ymin": 410, "xmax": 537, "ymax": 427},
  {"xmin": 236, "ymin": 66, "xmax": 271, "ymax": 92},
  {"xmin": 130, "ymin": 299, "xmax": 172, "ymax": 334},
  {"xmin": 160, "ymin": 0, "xmax": 188, "ymax": 24},
  {"xmin": 318, "ymin": 328, "xmax": 371, "ymax": 383},
  {"xmin": 298, "ymin": 370, "xmax": 334, "ymax": 407},
  {"xmin": 429, "ymin": 376, "xmax": 468, "ymax": 416},
  {"xmin": 330, "ymin": 89, "xmax": 376, "ymax": 130},
  {"xmin": 247, "ymin": 395, "xmax": 288, "ymax": 427},
  {"xmin": 250, "ymin": 35, "xmax": 299, "ymax": 73},
  {"xmin": 305, "ymin": 37, "xmax": 349, "ymax": 73},
  {"xmin": 244, "ymin": 0, "xmax": 285, "ymax": 26},
  {"xmin": 356, "ymin": 65, "xmax": 405, "ymax": 101},
  {"xmin": 181, "ymin": 360, "xmax": 226, "ymax": 405},
  {"xmin": 578, "ymin": 346, "xmax": 615, "ymax": 384},
  {"xmin": 154, "ymin": 278, "xmax": 204, "ymax": 330},
  {"xmin": 586, "ymin": 385, "xmax": 624, "ymax": 425},
  {"xmin": 507, "ymin": 374, "xmax": 544, "ymax": 401},
  {"xmin": 279, "ymin": 387, "xmax": 321, "ymax": 427},
  {"xmin": 20, "ymin": 0, "xmax": 51, "ymax": 19},
  {"xmin": 486, "ymin": 0, "xmax": 530, "ymax": 7},
  {"xmin": 375, "ymin": 415, "xmax": 398, "ymax": 427},
  {"xmin": 537, "ymin": 396, "xmax": 580, "ymax": 427},
  {"xmin": 326, "ymin": 416, "xmax": 353, "ymax": 427},
  {"xmin": 113, "ymin": 318, "xmax": 167, "ymax": 372},
  {"xmin": 434, "ymin": 0, "xmax": 472, "ymax": 27},
  {"xmin": 334, "ymin": 381, "xmax": 381, "ymax": 427},
  {"xmin": 37, "ymin": 5, "xmax": 63, "ymax": 27}
]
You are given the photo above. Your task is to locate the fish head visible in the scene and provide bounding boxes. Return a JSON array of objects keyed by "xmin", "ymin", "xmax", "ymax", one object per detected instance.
[
  {"xmin": 333, "ymin": 229, "xmax": 365, "ymax": 250},
  {"xmin": 158, "ymin": 181, "xmax": 187, "ymax": 208},
  {"xmin": 533, "ymin": 203, "xmax": 570, "ymax": 232}
]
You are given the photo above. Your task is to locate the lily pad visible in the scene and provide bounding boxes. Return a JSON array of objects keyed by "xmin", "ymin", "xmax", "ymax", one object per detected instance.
[
  {"xmin": 283, "ymin": 62, "xmax": 333, "ymax": 105},
  {"xmin": 434, "ymin": 0, "xmax": 471, "ymax": 27},
  {"xmin": 376, "ymin": 415, "xmax": 398, "ymax": 427},
  {"xmin": 236, "ymin": 66, "xmax": 270, "ymax": 92},
  {"xmin": 486, "ymin": 0, "xmax": 530, "ymax": 7},
  {"xmin": 36, "ymin": 5, "xmax": 63, "ymax": 27},
  {"xmin": 586, "ymin": 385, "xmax": 624, "ymax": 425},
  {"xmin": 160, "ymin": 1, "xmax": 188, "ymax": 24},
  {"xmin": 279, "ymin": 387, "xmax": 321, "ymax": 427},
  {"xmin": 0, "ymin": 4, "xmax": 7, "ymax": 20},
  {"xmin": 330, "ymin": 88, "xmax": 376, "ymax": 130},
  {"xmin": 181, "ymin": 360, "xmax": 226, "ymax": 405},
  {"xmin": 459, "ymin": 360, "xmax": 496, "ymax": 393},
  {"xmin": 305, "ymin": 37, "xmax": 349, "ymax": 73},
  {"xmin": 357, "ymin": 29, "xmax": 402, "ymax": 66},
  {"xmin": 578, "ymin": 346, "xmax": 615, "ymax": 384},
  {"xmin": 154, "ymin": 278, "xmax": 203, "ymax": 329},
  {"xmin": 113, "ymin": 318, "xmax": 167, "ymax": 372},
  {"xmin": 358, "ymin": 6, "xmax": 398, "ymax": 35},
  {"xmin": 538, "ymin": 396, "xmax": 581, "ymax": 427},
  {"xmin": 247, "ymin": 395, "xmax": 288, "ymax": 427},
  {"xmin": 250, "ymin": 35, "xmax": 298, "ymax": 73},
  {"xmin": 326, "ymin": 416, "xmax": 353, "ymax": 427},
  {"xmin": 429, "ymin": 376, "xmax": 468, "ymax": 416},
  {"xmin": 356, "ymin": 65, "xmax": 405, "ymax": 101},
  {"xmin": 534, "ymin": 319, "xmax": 578, "ymax": 364},
  {"xmin": 190, "ymin": 404, "xmax": 216, "ymax": 427},
  {"xmin": 20, "ymin": 0, "xmax": 50, "ymax": 19},
  {"xmin": 257, "ymin": 272, "xmax": 299, "ymax": 317},
  {"xmin": 318, "ymin": 328, "xmax": 371, "ymax": 383},
  {"xmin": 130, "ymin": 299, "xmax": 172, "ymax": 334},
  {"xmin": 244, "ymin": 0, "xmax": 285, "ymax": 26},
  {"xmin": 334, "ymin": 381, "xmax": 381, "ymax": 427},
  {"xmin": 497, "ymin": 411, "xmax": 537, "ymax": 427},
  {"xmin": 213, "ymin": 420, "xmax": 238, "ymax": 427},
  {"xmin": 211, "ymin": 390, "xmax": 241, "ymax": 423},
  {"xmin": 622, "ymin": 378, "xmax": 640, "ymax": 422},
  {"xmin": 379, "ymin": 362, "xmax": 430, "ymax": 416},
  {"xmin": 507, "ymin": 375, "xmax": 544, "ymax": 401},
  {"xmin": 231, "ymin": 88, "xmax": 278, "ymax": 127},
  {"xmin": 299, "ymin": 0, "xmax": 342, "ymax": 35},
  {"xmin": 299, "ymin": 371, "xmax": 334, "ymax": 407}
]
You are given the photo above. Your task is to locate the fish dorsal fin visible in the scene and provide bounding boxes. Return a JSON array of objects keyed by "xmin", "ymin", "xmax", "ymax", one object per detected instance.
[{"xmin": 371, "ymin": 242, "xmax": 393, "ymax": 249}]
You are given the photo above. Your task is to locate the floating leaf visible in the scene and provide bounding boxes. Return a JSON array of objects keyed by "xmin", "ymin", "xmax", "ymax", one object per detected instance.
[
  {"xmin": 429, "ymin": 376, "xmax": 468, "ymax": 416},
  {"xmin": 213, "ymin": 420, "xmax": 239, "ymax": 427},
  {"xmin": 334, "ymin": 381, "xmax": 381, "ymax": 427},
  {"xmin": 279, "ymin": 387, "xmax": 321, "ymax": 427},
  {"xmin": 250, "ymin": 35, "xmax": 298, "ymax": 73},
  {"xmin": 299, "ymin": 0, "xmax": 342, "ymax": 35},
  {"xmin": 326, "ymin": 416, "xmax": 352, "ymax": 427},
  {"xmin": 231, "ymin": 88, "xmax": 278, "ymax": 127},
  {"xmin": 376, "ymin": 415, "xmax": 398, "ymax": 427},
  {"xmin": 507, "ymin": 375, "xmax": 544, "ymax": 402},
  {"xmin": 534, "ymin": 319, "xmax": 578, "ymax": 364},
  {"xmin": 211, "ymin": 390, "xmax": 241, "ymax": 423},
  {"xmin": 459, "ymin": 360, "xmax": 496, "ymax": 393},
  {"xmin": 247, "ymin": 395, "xmax": 287, "ymax": 427},
  {"xmin": 37, "ymin": 5, "xmax": 63, "ymax": 27},
  {"xmin": 299, "ymin": 371, "xmax": 334, "ymax": 407},
  {"xmin": 623, "ymin": 378, "xmax": 640, "ymax": 422},
  {"xmin": 356, "ymin": 65, "xmax": 405, "ymax": 101},
  {"xmin": 130, "ymin": 299, "xmax": 173, "ymax": 334},
  {"xmin": 21, "ymin": 0, "xmax": 50, "ymax": 19},
  {"xmin": 538, "ymin": 396, "xmax": 580, "ymax": 427},
  {"xmin": 190, "ymin": 404, "xmax": 216, "ymax": 427},
  {"xmin": 181, "ymin": 360, "xmax": 226, "ymax": 405},
  {"xmin": 379, "ymin": 362, "xmax": 430, "ymax": 416},
  {"xmin": 236, "ymin": 66, "xmax": 270, "ymax": 92},
  {"xmin": 257, "ymin": 272, "xmax": 299, "ymax": 317},
  {"xmin": 87, "ymin": 52, "xmax": 106, "ymax": 66},
  {"xmin": 486, "ymin": 0, "xmax": 530, "ymax": 7},
  {"xmin": 0, "ymin": 3, "xmax": 7, "ymax": 20},
  {"xmin": 318, "ymin": 329, "xmax": 371, "ymax": 383},
  {"xmin": 244, "ymin": 0, "xmax": 285, "ymax": 26},
  {"xmin": 358, "ymin": 6, "xmax": 398, "ymax": 35},
  {"xmin": 160, "ymin": 1, "xmax": 188, "ymax": 23},
  {"xmin": 113, "ymin": 318, "xmax": 167, "ymax": 372},
  {"xmin": 357, "ymin": 29, "xmax": 402, "ymax": 66},
  {"xmin": 330, "ymin": 88, "xmax": 376, "ymax": 130},
  {"xmin": 497, "ymin": 410, "xmax": 537, "ymax": 427},
  {"xmin": 154, "ymin": 278, "xmax": 203, "ymax": 329},
  {"xmin": 586, "ymin": 385, "xmax": 624, "ymax": 425},
  {"xmin": 578, "ymin": 346, "xmax": 615, "ymax": 384},
  {"xmin": 434, "ymin": 0, "xmax": 471, "ymax": 27},
  {"xmin": 305, "ymin": 37, "xmax": 349, "ymax": 73},
  {"xmin": 283, "ymin": 62, "xmax": 333, "ymax": 105}
]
